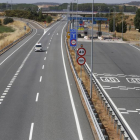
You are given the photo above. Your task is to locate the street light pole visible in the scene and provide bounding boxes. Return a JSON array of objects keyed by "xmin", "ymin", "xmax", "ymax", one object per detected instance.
[
  {"xmin": 122, "ymin": 5, "xmax": 124, "ymax": 40},
  {"xmin": 108, "ymin": 7, "xmax": 110, "ymax": 33},
  {"xmin": 90, "ymin": 0, "xmax": 94, "ymax": 99},
  {"xmin": 113, "ymin": 7, "xmax": 116, "ymax": 33}
]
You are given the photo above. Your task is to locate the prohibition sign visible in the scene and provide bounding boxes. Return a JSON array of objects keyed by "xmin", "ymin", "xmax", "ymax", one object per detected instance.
[
  {"xmin": 77, "ymin": 48, "xmax": 86, "ymax": 56},
  {"xmin": 71, "ymin": 39, "xmax": 76, "ymax": 46},
  {"xmin": 77, "ymin": 57, "xmax": 86, "ymax": 65}
]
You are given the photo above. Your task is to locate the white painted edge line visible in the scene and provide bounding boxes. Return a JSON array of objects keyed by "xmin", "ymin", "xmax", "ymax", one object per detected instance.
[
  {"xmin": 39, "ymin": 76, "xmax": 42, "ymax": 82},
  {"xmin": 86, "ymin": 63, "xmax": 138, "ymax": 140},
  {"xmin": 29, "ymin": 123, "xmax": 34, "ymax": 140},
  {"xmin": 61, "ymin": 23, "xmax": 83, "ymax": 140},
  {"xmin": 44, "ymin": 57, "xmax": 46, "ymax": 60},
  {"xmin": 35, "ymin": 93, "xmax": 39, "ymax": 102},
  {"xmin": 42, "ymin": 65, "xmax": 44, "ymax": 69},
  {"xmin": 0, "ymin": 24, "xmax": 37, "ymax": 66}
]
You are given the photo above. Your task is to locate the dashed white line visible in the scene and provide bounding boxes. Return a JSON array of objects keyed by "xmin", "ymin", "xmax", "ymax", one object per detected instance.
[
  {"xmin": 121, "ymin": 112, "xmax": 129, "ymax": 114},
  {"xmin": 1, "ymin": 96, "xmax": 5, "ymax": 99},
  {"xmin": 127, "ymin": 110, "xmax": 138, "ymax": 113},
  {"xmin": 44, "ymin": 57, "xmax": 46, "ymax": 60},
  {"xmin": 136, "ymin": 109, "xmax": 140, "ymax": 110},
  {"xmin": 29, "ymin": 123, "xmax": 34, "ymax": 140},
  {"xmin": 35, "ymin": 93, "xmax": 39, "ymax": 102},
  {"xmin": 49, "ymin": 43, "xmax": 50, "ymax": 45},
  {"xmin": 46, "ymin": 51, "xmax": 47, "ymax": 54},
  {"xmin": 42, "ymin": 65, "xmax": 44, "ymax": 69},
  {"xmin": 2, "ymin": 93, "xmax": 7, "ymax": 96},
  {"xmin": 39, "ymin": 76, "xmax": 42, "ymax": 82},
  {"xmin": 0, "ymin": 99, "xmax": 3, "ymax": 101},
  {"xmin": 118, "ymin": 108, "xmax": 126, "ymax": 110},
  {"xmin": 47, "ymin": 47, "xmax": 49, "ymax": 49}
]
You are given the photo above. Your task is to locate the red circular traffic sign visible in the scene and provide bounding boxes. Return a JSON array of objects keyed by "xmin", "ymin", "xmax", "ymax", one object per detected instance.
[
  {"xmin": 77, "ymin": 57, "xmax": 86, "ymax": 65},
  {"xmin": 71, "ymin": 39, "xmax": 76, "ymax": 45},
  {"xmin": 77, "ymin": 48, "xmax": 86, "ymax": 56}
]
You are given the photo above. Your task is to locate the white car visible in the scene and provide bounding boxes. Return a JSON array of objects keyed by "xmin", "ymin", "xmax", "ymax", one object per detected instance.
[{"xmin": 35, "ymin": 43, "xmax": 42, "ymax": 52}]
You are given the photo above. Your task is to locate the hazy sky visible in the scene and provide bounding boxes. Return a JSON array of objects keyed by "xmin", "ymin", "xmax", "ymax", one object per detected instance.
[{"xmin": 0, "ymin": 0, "xmax": 130, "ymax": 4}]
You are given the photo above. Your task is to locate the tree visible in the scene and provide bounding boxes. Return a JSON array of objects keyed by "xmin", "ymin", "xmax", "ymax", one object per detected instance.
[
  {"xmin": 116, "ymin": 21, "xmax": 127, "ymax": 33},
  {"xmin": 0, "ymin": 19, "xmax": 2, "ymax": 26},
  {"xmin": 109, "ymin": 18, "xmax": 113, "ymax": 32},
  {"xmin": 129, "ymin": 24, "xmax": 131, "ymax": 31},
  {"xmin": 134, "ymin": 9, "xmax": 140, "ymax": 32},
  {"xmin": 46, "ymin": 16, "xmax": 52, "ymax": 23}
]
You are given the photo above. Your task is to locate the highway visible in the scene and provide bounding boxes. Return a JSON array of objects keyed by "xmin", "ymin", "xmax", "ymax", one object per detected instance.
[
  {"xmin": 0, "ymin": 19, "xmax": 94, "ymax": 139},
  {"xmin": 79, "ymin": 40, "xmax": 140, "ymax": 139}
]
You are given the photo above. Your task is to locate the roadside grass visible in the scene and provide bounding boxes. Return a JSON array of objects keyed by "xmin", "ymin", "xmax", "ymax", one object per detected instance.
[
  {"xmin": 0, "ymin": 20, "xmax": 30, "ymax": 51},
  {"xmin": 0, "ymin": 26, "xmax": 15, "ymax": 33}
]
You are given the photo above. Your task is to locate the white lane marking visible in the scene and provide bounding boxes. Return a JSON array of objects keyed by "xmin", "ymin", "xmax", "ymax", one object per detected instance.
[
  {"xmin": 48, "ymin": 33, "xmax": 50, "ymax": 35},
  {"xmin": 50, "ymin": 40, "xmax": 51, "ymax": 42},
  {"xmin": 2, "ymin": 93, "xmax": 7, "ymax": 96},
  {"xmin": 0, "ymin": 99, "xmax": 3, "ymax": 101},
  {"xmin": 7, "ymin": 86, "xmax": 11, "ymax": 88},
  {"xmin": 127, "ymin": 110, "xmax": 138, "ymax": 113},
  {"xmin": 57, "ymin": 33, "xmax": 58, "ymax": 35},
  {"xmin": 44, "ymin": 57, "xmax": 46, "ymax": 60},
  {"xmin": 36, "ymin": 93, "xmax": 39, "ymax": 102},
  {"xmin": 86, "ymin": 63, "xmax": 139, "ymax": 140},
  {"xmin": 61, "ymin": 24, "xmax": 83, "ymax": 140},
  {"xmin": 0, "ymin": 24, "xmax": 37, "ymax": 66},
  {"xmin": 46, "ymin": 51, "xmax": 47, "ymax": 54},
  {"xmin": 0, "ymin": 102, "xmax": 2, "ymax": 104},
  {"xmin": 118, "ymin": 108, "xmax": 126, "ymax": 110},
  {"xmin": 39, "ymin": 76, "xmax": 42, "ymax": 82},
  {"xmin": 121, "ymin": 112, "xmax": 129, "ymax": 114},
  {"xmin": 1, "ymin": 96, "xmax": 5, "ymax": 98},
  {"xmin": 49, "ymin": 43, "xmax": 50, "ymax": 45},
  {"xmin": 136, "ymin": 109, "xmax": 140, "ymax": 110},
  {"xmin": 100, "ymin": 77, "xmax": 120, "ymax": 83},
  {"xmin": 42, "ymin": 65, "xmax": 44, "ymax": 69},
  {"xmin": 29, "ymin": 123, "xmax": 34, "ymax": 140},
  {"xmin": 47, "ymin": 47, "xmax": 49, "ymax": 49}
]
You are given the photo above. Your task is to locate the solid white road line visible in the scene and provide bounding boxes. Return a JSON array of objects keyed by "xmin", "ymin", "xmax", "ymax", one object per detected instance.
[
  {"xmin": 39, "ymin": 76, "xmax": 42, "ymax": 82},
  {"xmin": 29, "ymin": 123, "xmax": 34, "ymax": 140},
  {"xmin": 61, "ymin": 24, "xmax": 83, "ymax": 140},
  {"xmin": 42, "ymin": 65, "xmax": 44, "ymax": 69},
  {"xmin": 36, "ymin": 93, "xmax": 39, "ymax": 102},
  {"xmin": 44, "ymin": 57, "xmax": 46, "ymax": 60}
]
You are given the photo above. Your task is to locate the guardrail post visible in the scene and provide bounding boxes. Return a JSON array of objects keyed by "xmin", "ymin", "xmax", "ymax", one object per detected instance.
[
  {"xmin": 114, "ymin": 119, "xmax": 118, "ymax": 129},
  {"xmin": 120, "ymin": 130, "xmax": 124, "ymax": 140},
  {"xmin": 117, "ymin": 124, "xmax": 121, "ymax": 134}
]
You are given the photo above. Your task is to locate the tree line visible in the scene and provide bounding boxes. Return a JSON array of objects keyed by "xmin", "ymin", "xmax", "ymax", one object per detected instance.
[{"xmin": 49, "ymin": 3, "xmax": 138, "ymax": 13}]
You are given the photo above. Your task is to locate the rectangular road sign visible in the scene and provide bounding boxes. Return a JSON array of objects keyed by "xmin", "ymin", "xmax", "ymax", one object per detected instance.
[
  {"xmin": 67, "ymin": 32, "xmax": 70, "ymax": 39},
  {"xmin": 70, "ymin": 29, "xmax": 77, "ymax": 47}
]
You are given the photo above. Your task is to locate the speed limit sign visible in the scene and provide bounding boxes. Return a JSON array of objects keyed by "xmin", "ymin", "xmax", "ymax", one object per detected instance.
[
  {"xmin": 77, "ymin": 57, "xmax": 86, "ymax": 65},
  {"xmin": 77, "ymin": 48, "xmax": 86, "ymax": 56}
]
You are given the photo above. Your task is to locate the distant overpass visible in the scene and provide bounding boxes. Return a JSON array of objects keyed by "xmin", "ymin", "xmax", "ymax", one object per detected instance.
[{"xmin": 42, "ymin": 11, "xmax": 135, "ymax": 15}]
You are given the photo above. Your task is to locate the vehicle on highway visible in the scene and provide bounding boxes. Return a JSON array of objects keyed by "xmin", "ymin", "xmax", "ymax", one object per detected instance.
[{"xmin": 35, "ymin": 43, "xmax": 42, "ymax": 52}]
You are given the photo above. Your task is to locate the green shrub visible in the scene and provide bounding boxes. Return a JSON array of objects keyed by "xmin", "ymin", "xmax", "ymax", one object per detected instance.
[
  {"xmin": 0, "ymin": 19, "xmax": 2, "ymax": 26},
  {"xmin": 3, "ymin": 18, "xmax": 14, "ymax": 25},
  {"xmin": 46, "ymin": 16, "xmax": 52, "ymax": 23}
]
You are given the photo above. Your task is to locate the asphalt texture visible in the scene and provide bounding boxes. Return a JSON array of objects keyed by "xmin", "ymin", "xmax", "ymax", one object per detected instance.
[
  {"xmin": 79, "ymin": 41, "xmax": 140, "ymax": 139},
  {"xmin": 0, "ymin": 19, "xmax": 94, "ymax": 140}
]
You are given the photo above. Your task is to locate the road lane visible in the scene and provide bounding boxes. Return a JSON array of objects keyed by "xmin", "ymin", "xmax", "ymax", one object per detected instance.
[
  {"xmin": 79, "ymin": 41, "xmax": 140, "ymax": 139},
  {"xmin": 0, "ymin": 19, "xmax": 94, "ymax": 140}
]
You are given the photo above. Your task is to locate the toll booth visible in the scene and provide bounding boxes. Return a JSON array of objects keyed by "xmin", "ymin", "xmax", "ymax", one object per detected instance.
[{"xmin": 68, "ymin": 17, "xmax": 108, "ymax": 37}]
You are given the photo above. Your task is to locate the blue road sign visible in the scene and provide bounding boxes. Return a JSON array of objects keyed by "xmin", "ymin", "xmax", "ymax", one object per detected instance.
[{"xmin": 70, "ymin": 29, "xmax": 77, "ymax": 47}]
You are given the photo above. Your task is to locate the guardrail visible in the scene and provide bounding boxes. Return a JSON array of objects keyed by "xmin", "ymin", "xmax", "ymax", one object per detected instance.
[
  {"xmin": 84, "ymin": 63, "xmax": 134, "ymax": 140},
  {"xmin": 65, "ymin": 38, "xmax": 109, "ymax": 140},
  {"xmin": 0, "ymin": 28, "xmax": 33, "ymax": 56}
]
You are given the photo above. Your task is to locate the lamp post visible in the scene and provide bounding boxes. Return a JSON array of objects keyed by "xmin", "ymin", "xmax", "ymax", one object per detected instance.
[
  {"xmin": 122, "ymin": 5, "xmax": 124, "ymax": 41},
  {"xmin": 113, "ymin": 7, "xmax": 116, "ymax": 33},
  {"xmin": 108, "ymin": 7, "xmax": 110, "ymax": 33},
  {"xmin": 90, "ymin": 0, "xmax": 94, "ymax": 99}
]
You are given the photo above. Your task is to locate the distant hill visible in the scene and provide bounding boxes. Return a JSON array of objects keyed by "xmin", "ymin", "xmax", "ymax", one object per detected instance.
[
  {"xmin": 127, "ymin": 1, "xmax": 140, "ymax": 6},
  {"xmin": 33, "ymin": 2, "xmax": 60, "ymax": 6}
]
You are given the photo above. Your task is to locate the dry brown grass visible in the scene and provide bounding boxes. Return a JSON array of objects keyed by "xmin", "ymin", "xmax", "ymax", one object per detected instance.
[
  {"xmin": 0, "ymin": 12, "xmax": 5, "ymax": 16},
  {"xmin": 0, "ymin": 20, "xmax": 30, "ymax": 51}
]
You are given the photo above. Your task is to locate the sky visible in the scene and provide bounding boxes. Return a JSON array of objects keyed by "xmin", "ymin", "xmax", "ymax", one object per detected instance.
[{"xmin": 0, "ymin": 0, "xmax": 130, "ymax": 4}]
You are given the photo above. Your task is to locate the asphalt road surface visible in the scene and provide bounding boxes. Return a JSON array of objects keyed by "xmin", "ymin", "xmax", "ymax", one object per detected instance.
[
  {"xmin": 79, "ymin": 41, "xmax": 140, "ymax": 140},
  {"xmin": 0, "ymin": 19, "xmax": 94, "ymax": 140}
]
